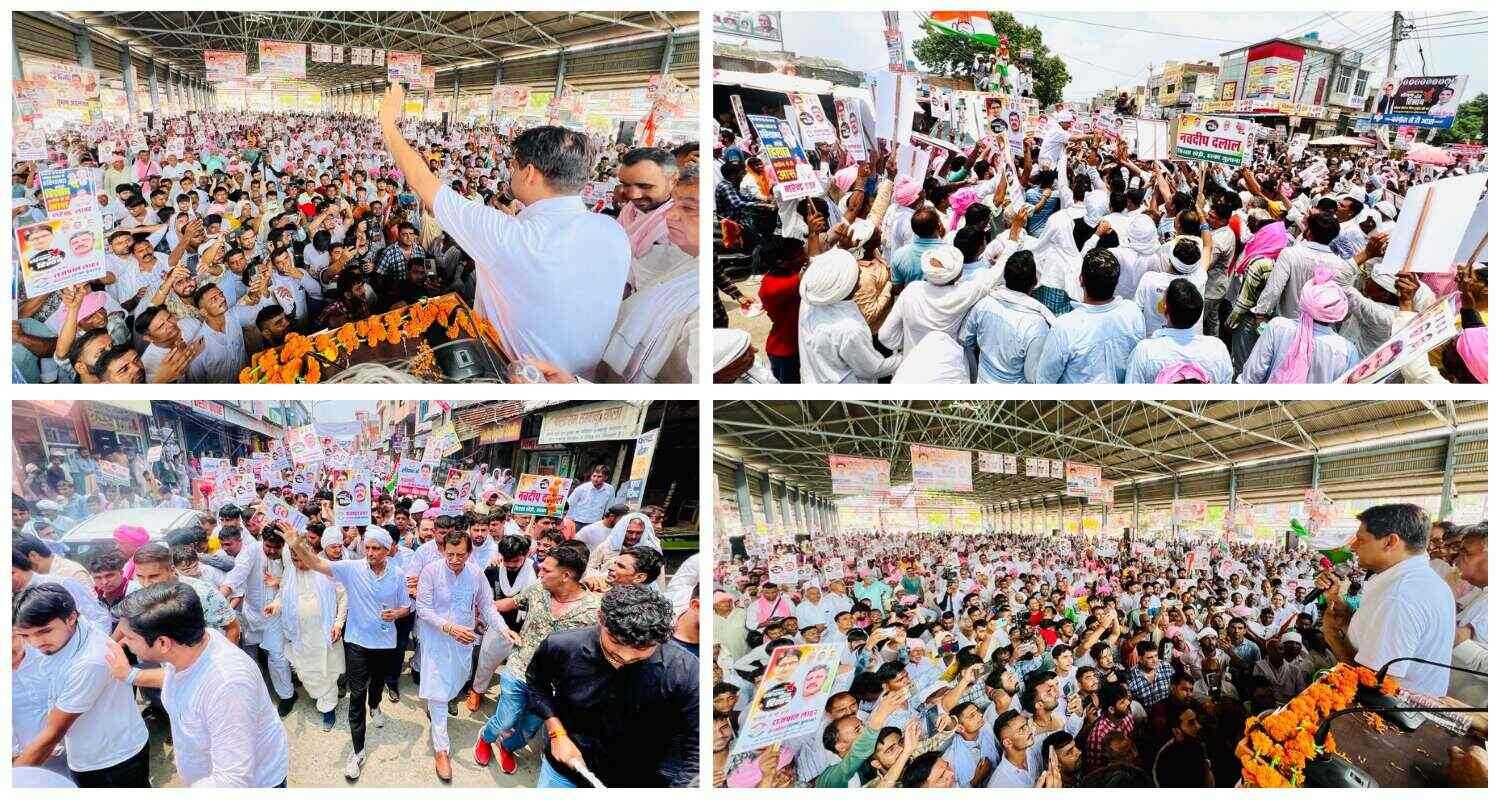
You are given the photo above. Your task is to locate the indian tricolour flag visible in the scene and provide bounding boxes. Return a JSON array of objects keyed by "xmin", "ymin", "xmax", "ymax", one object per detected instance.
[{"xmin": 927, "ymin": 11, "xmax": 999, "ymax": 46}]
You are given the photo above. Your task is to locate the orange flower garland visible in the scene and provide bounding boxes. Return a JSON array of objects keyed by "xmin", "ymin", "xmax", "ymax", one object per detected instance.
[
  {"xmin": 1237, "ymin": 664, "xmax": 1396, "ymax": 787},
  {"xmin": 238, "ymin": 295, "xmax": 498, "ymax": 383}
]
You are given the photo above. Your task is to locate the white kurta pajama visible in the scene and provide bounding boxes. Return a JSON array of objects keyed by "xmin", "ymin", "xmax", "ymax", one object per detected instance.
[
  {"xmin": 415, "ymin": 560, "xmax": 509, "ymax": 752},
  {"xmin": 276, "ymin": 561, "xmax": 347, "ymax": 713}
]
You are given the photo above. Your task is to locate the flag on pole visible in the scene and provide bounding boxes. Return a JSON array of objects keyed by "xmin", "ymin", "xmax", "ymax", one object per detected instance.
[
  {"xmin": 1292, "ymin": 519, "xmax": 1355, "ymax": 564},
  {"xmin": 926, "ymin": 11, "xmax": 999, "ymax": 46}
]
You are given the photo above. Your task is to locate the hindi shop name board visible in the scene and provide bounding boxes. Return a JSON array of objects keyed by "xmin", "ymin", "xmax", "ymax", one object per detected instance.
[{"xmin": 535, "ymin": 401, "xmax": 647, "ymax": 446}]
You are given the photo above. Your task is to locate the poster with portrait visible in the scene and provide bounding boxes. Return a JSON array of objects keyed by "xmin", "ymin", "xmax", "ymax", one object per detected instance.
[
  {"xmin": 910, "ymin": 445, "xmax": 972, "ymax": 492},
  {"xmin": 15, "ymin": 215, "xmax": 105, "ymax": 296},
  {"xmin": 1065, "ymin": 461, "xmax": 1102, "ymax": 498},
  {"xmin": 204, "ymin": 51, "xmax": 248, "ymax": 82},
  {"xmin": 511, "ymin": 473, "xmax": 572, "ymax": 517},
  {"xmin": 287, "ymin": 425, "xmax": 323, "ymax": 463},
  {"xmin": 832, "ymin": 97, "xmax": 869, "ymax": 162},
  {"xmin": 386, "ymin": 51, "xmax": 423, "ymax": 83},
  {"xmin": 1336, "ymin": 293, "xmax": 1462, "ymax": 384},
  {"xmin": 789, "ymin": 92, "xmax": 836, "ymax": 144},
  {"xmin": 732, "ymin": 644, "xmax": 843, "ymax": 754},
  {"xmin": 396, "ymin": 457, "xmax": 434, "ymax": 493},
  {"xmin": 437, "ymin": 467, "xmax": 475, "ymax": 516},
  {"xmin": 257, "ymin": 40, "xmax": 306, "ymax": 79},
  {"xmin": 333, "ymin": 469, "xmax": 372, "ymax": 527},
  {"xmin": 263, "ymin": 492, "xmax": 309, "ymax": 532},
  {"xmin": 747, "ymin": 113, "xmax": 820, "ymax": 201},
  {"xmin": 1372, "ymin": 75, "xmax": 1469, "ymax": 129},
  {"xmin": 827, "ymin": 454, "xmax": 891, "ymax": 494}
]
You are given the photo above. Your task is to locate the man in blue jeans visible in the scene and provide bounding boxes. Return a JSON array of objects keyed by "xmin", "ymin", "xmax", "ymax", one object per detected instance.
[{"xmin": 473, "ymin": 541, "xmax": 600, "ymax": 773}]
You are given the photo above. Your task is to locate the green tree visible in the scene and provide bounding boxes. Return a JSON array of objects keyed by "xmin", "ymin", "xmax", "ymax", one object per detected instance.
[
  {"xmin": 1431, "ymin": 93, "xmax": 1486, "ymax": 145},
  {"xmin": 911, "ymin": 12, "xmax": 1071, "ymax": 107}
]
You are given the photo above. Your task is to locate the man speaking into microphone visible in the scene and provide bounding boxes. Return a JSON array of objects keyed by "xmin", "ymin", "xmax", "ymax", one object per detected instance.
[{"xmin": 1316, "ymin": 504, "xmax": 1457, "ymax": 697}]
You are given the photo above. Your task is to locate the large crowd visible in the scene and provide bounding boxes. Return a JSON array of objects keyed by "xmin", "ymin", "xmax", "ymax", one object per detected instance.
[
  {"xmin": 13, "ymin": 81, "xmax": 699, "ymax": 384},
  {"xmin": 711, "ymin": 109, "xmax": 1488, "ymax": 384},
  {"xmin": 712, "ymin": 504, "xmax": 1488, "ymax": 787},
  {"xmin": 12, "ymin": 452, "xmax": 700, "ymax": 787}
]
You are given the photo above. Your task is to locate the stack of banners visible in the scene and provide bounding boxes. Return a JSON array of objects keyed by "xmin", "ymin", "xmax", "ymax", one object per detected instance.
[
  {"xmin": 1338, "ymin": 293, "xmax": 1463, "ymax": 384},
  {"xmin": 511, "ymin": 474, "xmax": 572, "ymax": 517},
  {"xmin": 731, "ymin": 644, "xmax": 844, "ymax": 754},
  {"xmin": 976, "ymin": 452, "xmax": 1019, "ymax": 475},
  {"xmin": 386, "ymin": 51, "xmax": 423, "ymax": 84},
  {"xmin": 788, "ymin": 92, "xmax": 837, "ymax": 144},
  {"xmin": 1450, "ymin": 143, "xmax": 1486, "ymax": 158},
  {"xmin": 1373, "ymin": 75, "xmax": 1469, "ymax": 129},
  {"xmin": 204, "ymin": 51, "xmax": 248, "ymax": 83},
  {"xmin": 746, "ymin": 114, "xmax": 821, "ymax": 201},
  {"xmin": 15, "ymin": 167, "xmax": 106, "ymax": 297},
  {"xmin": 909, "ymin": 445, "xmax": 972, "ymax": 492},
  {"xmin": 263, "ymin": 492, "xmax": 310, "ymax": 532},
  {"xmin": 827, "ymin": 454, "xmax": 891, "ymax": 494},
  {"xmin": 287, "ymin": 425, "xmax": 324, "ymax": 462},
  {"xmin": 396, "ymin": 458, "xmax": 435, "ymax": 493},
  {"xmin": 491, "ymin": 84, "xmax": 532, "ymax": 111},
  {"xmin": 1064, "ymin": 461, "xmax": 1102, "ymax": 499},
  {"xmin": 1172, "ymin": 114, "xmax": 1251, "ymax": 166},
  {"xmin": 257, "ymin": 40, "xmax": 307, "ymax": 79},
  {"xmin": 616, "ymin": 428, "xmax": 659, "ymax": 509}
]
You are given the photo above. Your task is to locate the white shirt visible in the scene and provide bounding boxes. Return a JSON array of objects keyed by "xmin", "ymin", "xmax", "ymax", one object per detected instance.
[
  {"xmin": 161, "ymin": 629, "xmax": 289, "ymax": 786},
  {"xmin": 40, "ymin": 620, "xmax": 149, "ymax": 772},
  {"xmin": 961, "ymin": 289, "xmax": 1053, "ymax": 383},
  {"xmin": 1125, "ymin": 327, "xmax": 1233, "ymax": 383},
  {"xmin": 12, "ymin": 647, "xmax": 53, "ymax": 758},
  {"xmin": 328, "ymin": 559, "xmax": 410, "ymax": 650},
  {"xmin": 179, "ymin": 316, "xmax": 247, "ymax": 383},
  {"xmin": 433, "ymin": 187, "xmax": 629, "ymax": 375},
  {"xmin": 1346, "ymin": 553, "xmax": 1456, "ymax": 697},
  {"xmin": 947, "ymin": 727, "xmax": 1001, "ymax": 787},
  {"xmin": 988, "ymin": 747, "xmax": 1042, "ymax": 787},
  {"xmin": 25, "ymin": 573, "xmax": 112, "ymax": 634},
  {"xmin": 1133, "ymin": 266, "xmax": 1207, "ymax": 337},
  {"xmin": 1457, "ymin": 586, "xmax": 1487, "ymax": 647},
  {"xmin": 798, "ymin": 301, "xmax": 902, "ymax": 383},
  {"xmin": 564, "ymin": 481, "xmax": 617, "ymax": 524},
  {"xmin": 574, "ymin": 519, "xmax": 614, "ymax": 550},
  {"xmin": 1251, "ymin": 241, "xmax": 1356, "ymax": 319},
  {"xmin": 1237, "ymin": 317, "xmax": 1359, "ymax": 384}
]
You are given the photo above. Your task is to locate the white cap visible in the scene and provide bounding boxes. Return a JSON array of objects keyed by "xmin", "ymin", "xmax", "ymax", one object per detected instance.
[
  {"xmin": 409, "ymin": 499, "xmax": 430, "ymax": 515},
  {"xmin": 713, "ymin": 328, "xmax": 751, "ymax": 373},
  {"xmin": 1197, "ymin": 626, "xmax": 1217, "ymax": 640},
  {"xmin": 1057, "ymin": 110, "xmax": 1076, "ymax": 124},
  {"xmin": 1279, "ymin": 631, "xmax": 1303, "ymax": 646}
]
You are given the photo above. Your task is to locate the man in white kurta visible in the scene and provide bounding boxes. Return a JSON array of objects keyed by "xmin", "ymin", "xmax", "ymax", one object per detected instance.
[
  {"xmin": 269, "ymin": 539, "xmax": 348, "ymax": 728},
  {"xmin": 415, "ymin": 533, "xmax": 509, "ymax": 780}
]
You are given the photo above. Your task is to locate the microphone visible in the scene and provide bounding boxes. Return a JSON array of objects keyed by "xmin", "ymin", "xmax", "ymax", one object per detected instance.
[
  {"xmin": 1304, "ymin": 701, "xmax": 1488, "ymax": 788},
  {"xmin": 1362, "ymin": 656, "xmax": 1489, "ymax": 731}
]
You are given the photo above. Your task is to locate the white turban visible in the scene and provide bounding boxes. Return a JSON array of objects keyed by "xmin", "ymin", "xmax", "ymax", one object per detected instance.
[
  {"xmin": 1165, "ymin": 236, "xmax": 1202, "ymax": 275},
  {"xmin": 921, "ymin": 244, "xmax": 964, "ymax": 285},
  {"xmin": 847, "ymin": 218, "xmax": 877, "ymax": 249},
  {"xmin": 364, "ymin": 528, "xmax": 393, "ymax": 549},
  {"xmin": 713, "ymin": 328, "xmax": 751, "ymax": 372},
  {"xmin": 1125, "ymin": 215, "xmax": 1158, "ymax": 255},
  {"xmin": 1083, "ymin": 190, "xmax": 1110, "ymax": 227},
  {"xmin": 800, "ymin": 249, "xmax": 861, "ymax": 305}
]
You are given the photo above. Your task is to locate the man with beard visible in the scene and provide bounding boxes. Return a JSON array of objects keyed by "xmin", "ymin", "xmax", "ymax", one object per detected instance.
[
  {"xmin": 12, "ymin": 584, "xmax": 151, "ymax": 785},
  {"xmin": 615, "ymin": 147, "xmax": 679, "ymax": 265}
]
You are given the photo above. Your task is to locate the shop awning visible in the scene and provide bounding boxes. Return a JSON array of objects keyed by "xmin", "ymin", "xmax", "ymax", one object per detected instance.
[{"xmin": 714, "ymin": 68, "xmax": 835, "ymax": 96}]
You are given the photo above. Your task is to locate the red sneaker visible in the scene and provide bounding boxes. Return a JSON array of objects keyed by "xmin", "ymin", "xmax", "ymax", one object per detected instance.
[
  {"xmin": 497, "ymin": 745, "xmax": 517, "ymax": 775},
  {"xmin": 473, "ymin": 737, "xmax": 493, "ymax": 767}
]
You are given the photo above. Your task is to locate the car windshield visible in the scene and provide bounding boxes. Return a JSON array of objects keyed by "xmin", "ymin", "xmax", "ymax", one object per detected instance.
[{"xmin": 60, "ymin": 508, "xmax": 197, "ymax": 543}]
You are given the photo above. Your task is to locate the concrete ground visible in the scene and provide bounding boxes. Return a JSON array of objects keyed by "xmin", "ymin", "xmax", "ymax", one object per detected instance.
[
  {"xmin": 724, "ymin": 275, "xmax": 772, "ymax": 352},
  {"xmin": 146, "ymin": 659, "xmax": 541, "ymax": 788}
]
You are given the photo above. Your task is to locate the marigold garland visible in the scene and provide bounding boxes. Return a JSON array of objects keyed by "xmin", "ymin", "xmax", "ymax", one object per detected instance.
[
  {"xmin": 239, "ymin": 295, "xmax": 493, "ymax": 383},
  {"xmin": 1237, "ymin": 664, "xmax": 1396, "ymax": 787}
]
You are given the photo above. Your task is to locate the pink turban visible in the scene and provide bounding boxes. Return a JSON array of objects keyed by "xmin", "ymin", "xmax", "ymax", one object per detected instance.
[
  {"xmin": 893, "ymin": 175, "xmax": 922, "ymax": 207},
  {"xmin": 947, "ymin": 187, "xmax": 981, "ymax": 232},
  {"xmin": 833, "ymin": 165, "xmax": 858, "ymax": 194},
  {"xmin": 1154, "ymin": 362, "xmax": 1213, "ymax": 384},
  {"xmin": 1270, "ymin": 268, "xmax": 1349, "ymax": 384},
  {"xmin": 1455, "ymin": 327, "xmax": 1488, "ymax": 383},
  {"xmin": 113, "ymin": 524, "xmax": 150, "ymax": 550}
]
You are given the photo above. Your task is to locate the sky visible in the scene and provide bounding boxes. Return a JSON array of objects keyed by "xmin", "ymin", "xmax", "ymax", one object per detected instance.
[
  {"xmin": 731, "ymin": 11, "xmax": 1487, "ymax": 103},
  {"xmin": 307, "ymin": 400, "xmax": 377, "ymax": 424}
]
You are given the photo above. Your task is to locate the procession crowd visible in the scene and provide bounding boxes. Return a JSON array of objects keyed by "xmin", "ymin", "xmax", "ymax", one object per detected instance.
[
  {"xmin": 711, "ymin": 112, "xmax": 1488, "ymax": 385},
  {"xmin": 12, "ymin": 456, "xmax": 700, "ymax": 787},
  {"xmin": 711, "ymin": 504, "xmax": 1488, "ymax": 787},
  {"xmin": 13, "ymin": 82, "xmax": 700, "ymax": 384}
]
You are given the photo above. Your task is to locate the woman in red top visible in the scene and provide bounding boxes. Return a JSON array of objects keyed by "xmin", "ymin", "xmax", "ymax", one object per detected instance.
[{"xmin": 757, "ymin": 236, "xmax": 808, "ymax": 384}]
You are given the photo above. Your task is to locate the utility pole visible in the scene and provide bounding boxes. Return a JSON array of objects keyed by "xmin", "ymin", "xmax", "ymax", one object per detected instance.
[{"xmin": 1384, "ymin": 11, "xmax": 1403, "ymax": 84}]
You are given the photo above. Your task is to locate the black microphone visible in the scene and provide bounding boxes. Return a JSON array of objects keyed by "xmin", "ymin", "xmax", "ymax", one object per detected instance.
[
  {"xmin": 1362, "ymin": 656, "xmax": 1489, "ymax": 731},
  {"xmin": 1304, "ymin": 701, "xmax": 1488, "ymax": 788},
  {"xmin": 1298, "ymin": 586, "xmax": 1324, "ymax": 606}
]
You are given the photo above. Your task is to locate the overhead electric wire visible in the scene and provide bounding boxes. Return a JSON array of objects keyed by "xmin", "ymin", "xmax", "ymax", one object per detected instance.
[{"xmin": 1016, "ymin": 13, "xmax": 1249, "ymax": 45}]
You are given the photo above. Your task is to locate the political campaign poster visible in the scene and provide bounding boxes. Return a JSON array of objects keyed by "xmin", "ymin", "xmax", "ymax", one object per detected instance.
[
  {"xmin": 1372, "ymin": 75, "xmax": 1469, "ymax": 129},
  {"xmin": 883, "ymin": 11, "xmax": 905, "ymax": 72},
  {"xmin": 1173, "ymin": 499, "xmax": 1209, "ymax": 525},
  {"xmin": 747, "ymin": 113, "xmax": 821, "ymax": 201},
  {"xmin": 732, "ymin": 643, "xmax": 843, "ymax": 754},
  {"xmin": 263, "ymin": 492, "xmax": 309, "ymax": 532},
  {"xmin": 822, "ymin": 560, "xmax": 848, "ymax": 582},
  {"xmin": 768, "ymin": 554, "xmax": 800, "ymax": 585},
  {"xmin": 1094, "ymin": 110, "xmax": 1122, "ymax": 140},
  {"xmin": 1024, "ymin": 457, "xmax": 1051, "ymax": 478},
  {"xmin": 203, "ymin": 51, "xmax": 248, "ymax": 83},
  {"xmin": 370, "ymin": 49, "xmax": 386, "ymax": 67},
  {"xmin": 396, "ymin": 458, "xmax": 434, "ymax": 493},
  {"xmin": 310, "ymin": 43, "xmax": 333, "ymax": 63},
  {"xmin": 350, "ymin": 47, "xmax": 372, "ymax": 66},
  {"xmin": 287, "ymin": 425, "xmax": 323, "ymax": 463},
  {"xmin": 38, "ymin": 167, "xmax": 100, "ymax": 220},
  {"xmin": 910, "ymin": 445, "xmax": 972, "ymax": 492},
  {"xmin": 416, "ymin": 66, "xmax": 437, "ymax": 91},
  {"xmin": 491, "ymin": 84, "xmax": 531, "ymax": 110},
  {"xmin": 429, "ymin": 417, "xmax": 462, "ymax": 458},
  {"xmin": 832, "ymin": 97, "xmax": 869, "ymax": 162},
  {"xmin": 1173, "ymin": 114, "xmax": 1251, "ymax": 167},
  {"xmin": 977, "ymin": 452, "xmax": 1006, "ymax": 473},
  {"xmin": 1337, "ymin": 293, "xmax": 1462, "ymax": 384},
  {"xmin": 646, "ymin": 74, "xmax": 692, "ymax": 117},
  {"xmin": 1379, "ymin": 172, "xmax": 1488, "ymax": 273},
  {"xmin": 512, "ymin": 473, "xmax": 572, "ymax": 517},
  {"xmin": 1050, "ymin": 459, "xmax": 1065, "ymax": 479},
  {"xmin": 616, "ymin": 428, "xmax": 659, "ymax": 509},
  {"xmin": 15, "ymin": 216, "xmax": 105, "ymax": 296},
  {"xmin": 386, "ymin": 51, "xmax": 423, "ymax": 84},
  {"xmin": 828, "ymin": 454, "xmax": 891, "ymax": 494},
  {"xmin": 199, "ymin": 456, "xmax": 227, "ymax": 480},
  {"xmin": 257, "ymin": 40, "xmax": 306, "ymax": 79},
  {"xmin": 1065, "ymin": 461, "xmax": 1102, "ymax": 498},
  {"xmin": 96, "ymin": 460, "xmax": 131, "ymax": 486},
  {"xmin": 789, "ymin": 92, "xmax": 837, "ymax": 144},
  {"xmin": 1287, "ymin": 131, "xmax": 1311, "ymax": 162},
  {"xmin": 437, "ymin": 468, "xmax": 473, "ymax": 516},
  {"xmin": 328, "ymin": 469, "xmax": 370, "ymax": 526}
]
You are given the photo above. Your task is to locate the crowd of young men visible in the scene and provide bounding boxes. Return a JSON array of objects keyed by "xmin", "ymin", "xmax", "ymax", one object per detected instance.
[
  {"xmin": 13, "ymin": 469, "xmax": 700, "ymax": 787},
  {"xmin": 13, "ymin": 81, "xmax": 700, "ymax": 383},
  {"xmin": 712, "ymin": 504, "xmax": 1488, "ymax": 787}
]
